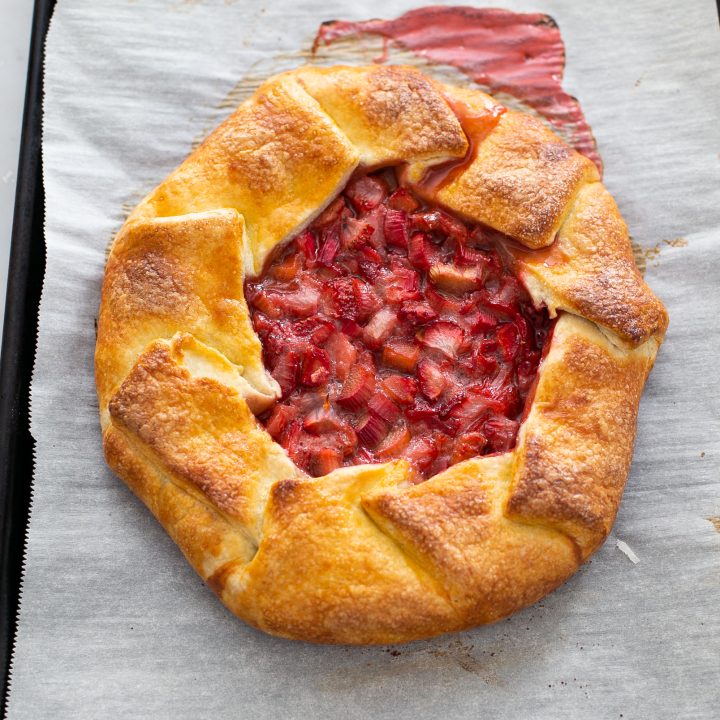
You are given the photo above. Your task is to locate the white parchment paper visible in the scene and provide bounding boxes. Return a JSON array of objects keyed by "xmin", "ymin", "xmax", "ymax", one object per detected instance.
[{"xmin": 6, "ymin": 1, "xmax": 720, "ymax": 718}]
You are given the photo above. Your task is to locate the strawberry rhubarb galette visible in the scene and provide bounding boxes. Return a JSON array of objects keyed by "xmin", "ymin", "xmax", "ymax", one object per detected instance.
[{"xmin": 96, "ymin": 65, "xmax": 667, "ymax": 644}]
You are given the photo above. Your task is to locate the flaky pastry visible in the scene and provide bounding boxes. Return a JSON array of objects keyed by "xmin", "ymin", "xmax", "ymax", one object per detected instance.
[{"xmin": 96, "ymin": 65, "xmax": 667, "ymax": 644}]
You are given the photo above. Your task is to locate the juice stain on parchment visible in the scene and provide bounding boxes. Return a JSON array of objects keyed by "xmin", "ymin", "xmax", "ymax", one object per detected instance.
[
  {"xmin": 189, "ymin": 32, "xmax": 548, "ymax": 153},
  {"xmin": 631, "ymin": 237, "xmax": 688, "ymax": 275}
]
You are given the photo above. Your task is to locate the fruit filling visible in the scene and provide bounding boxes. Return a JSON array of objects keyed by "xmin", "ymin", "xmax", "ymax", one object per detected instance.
[{"xmin": 245, "ymin": 169, "xmax": 552, "ymax": 480}]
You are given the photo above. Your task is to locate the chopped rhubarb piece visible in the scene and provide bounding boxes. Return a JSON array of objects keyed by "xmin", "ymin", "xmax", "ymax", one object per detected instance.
[
  {"xmin": 399, "ymin": 300, "xmax": 438, "ymax": 326},
  {"xmin": 382, "ymin": 375, "xmax": 418, "ymax": 406},
  {"xmin": 277, "ymin": 286, "xmax": 320, "ymax": 317},
  {"xmin": 497, "ymin": 323, "xmax": 520, "ymax": 361},
  {"xmin": 368, "ymin": 392, "xmax": 401, "ymax": 424},
  {"xmin": 417, "ymin": 359, "xmax": 448, "ymax": 401},
  {"xmin": 265, "ymin": 404, "xmax": 297, "ymax": 439},
  {"xmin": 337, "ymin": 364, "xmax": 375, "ymax": 411},
  {"xmin": 382, "ymin": 339, "xmax": 420, "ymax": 372},
  {"xmin": 451, "ymin": 431, "xmax": 487, "ymax": 464},
  {"xmin": 314, "ymin": 447, "xmax": 343, "ymax": 475},
  {"xmin": 340, "ymin": 217, "xmax": 375, "ymax": 249},
  {"xmin": 408, "ymin": 232, "xmax": 437, "ymax": 271},
  {"xmin": 387, "ymin": 187, "xmax": 420, "ymax": 212},
  {"xmin": 325, "ymin": 332, "xmax": 357, "ymax": 381},
  {"xmin": 421, "ymin": 321, "xmax": 465, "ymax": 358},
  {"xmin": 429, "ymin": 264, "xmax": 482, "ymax": 294},
  {"xmin": 455, "ymin": 243, "xmax": 488, "ymax": 267},
  {"xmin": 303, "ymin": 407, "xmax": 347, "ymax": 434},
  {"xmin": 300, "ymin": 346, "xmax": 331, "ymax": 387},
  {"xmin": 271, "ymin": 253, "xmax": 302, "ymax": 281},
  {"xmin": 384, "ymin": 209, "xmax": 409, "ymax": 249},
  {"xmin": 376, "ymin": 423, "xmax": 411, "ymax": 460},
  {"xmin": 363, "ymin": 307, "xmax": 398, "ymax": 350},
  {"xmin": 345, "ymin": 175, "xmax": 387, "ymax": 212},
  {"xmin": 317, "ymin": 229, "xmax": 340, "ymax": 265},
  {"xmin": 271, "ymin": 350, "xmax": 300, "ymax": 398},
  {"xmin": 356, "ymin": 413, "xmax": 388, "ymax": 448}
]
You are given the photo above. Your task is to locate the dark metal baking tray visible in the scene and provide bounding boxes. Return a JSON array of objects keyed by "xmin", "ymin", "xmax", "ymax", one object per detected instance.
[{"xmin": 0, "ymin": 0, "xmax": 55, "ymax": 713}]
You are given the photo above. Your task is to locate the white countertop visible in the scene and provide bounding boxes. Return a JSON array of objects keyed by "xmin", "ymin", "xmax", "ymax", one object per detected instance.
[{"xmin": 0, "ymin": 0, "xmax": 35, "ymax": 341}]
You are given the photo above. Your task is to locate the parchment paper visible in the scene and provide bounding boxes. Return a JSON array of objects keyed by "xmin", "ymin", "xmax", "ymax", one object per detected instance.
[{"xmin": 6, "ymin": 1, "xmax": 720, "ymax": 718}]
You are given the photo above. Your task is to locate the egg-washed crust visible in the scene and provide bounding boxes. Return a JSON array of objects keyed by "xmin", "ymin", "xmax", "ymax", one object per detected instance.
[{"xmin": 96, "ymin": 65, "xmax": 667, "ymax": 644}]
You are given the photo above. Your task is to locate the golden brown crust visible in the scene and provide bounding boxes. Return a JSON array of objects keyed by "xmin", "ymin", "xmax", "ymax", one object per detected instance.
[
  {"xmin": 428, "ymin": 105, "xmax": 600, "ymax": 249},
  {"xmin": 95, "ymin": 209, "xmax": 277, "ymax": 418},
  {"xmin": 508, "ymin": 315, "xmax": 657, "ymax": 555},
  {"xmin": 512, "ymin": 181, "xmax": 669, "ymax": 346},
  {"xmin": 294, "ymin": 65, "xmax": 468, "ymax": 170},
  {"xmin": 130, "ymin": 74, "xmax": 360, "ymax": 274},
  {"xmin": 108, "ymin": 334, "xmax": 297, "ymax": 535},
  {"xmin": 95, "ymin": 65, "xmax": 667, "ymax": 644}
]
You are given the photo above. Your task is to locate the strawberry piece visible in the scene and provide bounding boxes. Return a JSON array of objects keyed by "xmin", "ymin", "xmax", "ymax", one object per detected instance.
[
  {"xmin": 363, "ymin": 308, "xmax": 398, "ymax": 350},
  {"xmin": 314, "ymin": 447, "xmax": 343, "ymax": 475},
  {"xmin": 248, "ymin": 288, "xmax": 282, "ymax": 319},
  {"xmin": 382, "ymin": 339, "xmax": 420, "ymax": 372},
  {"xmin": 375, "ymin": 423, "xmax": 411, "ymax": 460},
  {"xmin": 340, "ymin": 217, "xmax": 375, "ymax": 249},
  {"xmin": 264, "ymin": 404, "xmax": 297, "ymax": 439},
  {"xmin": 483, "ymin": 417, "xmax": 519, "ymax": 453},
  {"xmin": 271, "ymin": 350, "xmax": 300, "ymax": 398},
  {"xmin": 387, "ymin": 187, "xmax": 420, "ymax": 212},
  {"xmin": 465, "ymin": 309, "xmax": 498, "ymax": 333},
  {"xmin": 341, "ymin": 319, "xmax": 362, "ymax": 338},
  {"xmin": 417, "ymin": 359, "xmax": 448, "ymax": 401},
  {"xmin": 295, "ymin": 229, "xmax": 317, "ymax": 263},
  {"xmin": 497, "ymin": 323, "xmax": 520, "ymax": 361},
  {"xmin": 300, "ymin": 346, "xmax": 331, "ymax": 387},
  {"xmin": 314, "ymin": 196, "xmax": 346, "ymax": 227},
  {"xmin": 411, "ymin": 209, "xmax": 468, "ymax": 244},
  {"xmin": 404, "ymin": 435, "xmax": 439, "ymax": 475},
  {"xmin": 383, "ymin": 209, "xmax": 409, "ymax": 249},
  {"xmin": 399, "ymin": 301, "xmax": 438, "ymax": 326},
  {"xmin": 429, "ymin": 264, "xmax": 482, "ymax": 294},
  {"xmin": 345, "ymin": 175, "xmax": 387, "ymax": 212},
  {"xmin": 382, "ymin": 375, "xmax": 418, "ymax": 406},
  {"xmin": 421, "ymin": 320, "xmax": 465, "ymax": 358},
  {"xmin": 450, "ymin": 431, "xmax": 487, "ymax": 464},
  {"xmin": 329, "ymin": 277, "xmax": 378, "ymax": 321},
  {"xmin": 382, "ymin": 263, "xmax": 421, "ymax": 305},
  {"xmin": 325, "ymin": 332, "xmax": 357, "ymax": 382},
  {"xmin": 368, "ymin": 392, "xmax": 401, "ymax": 424},
  {"xmin": 337, "ymin": 364, "xmax": 375, "ymax": 411},
  {"xmin": 356, "ymin": 413, "xmax": 388, "ymax": 448},
  {"xmin": 405, "ymin": 398, "xmax": 438, "ymax": 422},
  {"xmin": 292, "ymin": 317, "xmax": 335, "ymax": 346}
]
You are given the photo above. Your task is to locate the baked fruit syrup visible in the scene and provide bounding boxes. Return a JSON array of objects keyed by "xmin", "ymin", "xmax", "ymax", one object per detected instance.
[{"xmin": 245, "ymin": 169, "xmax": 551, "ymax": 479}]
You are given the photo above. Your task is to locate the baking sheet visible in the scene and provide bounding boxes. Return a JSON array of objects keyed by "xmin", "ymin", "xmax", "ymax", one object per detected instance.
[{"xmin": 6, "ymin": 0, "xmax": 720, "ymax": 717}]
